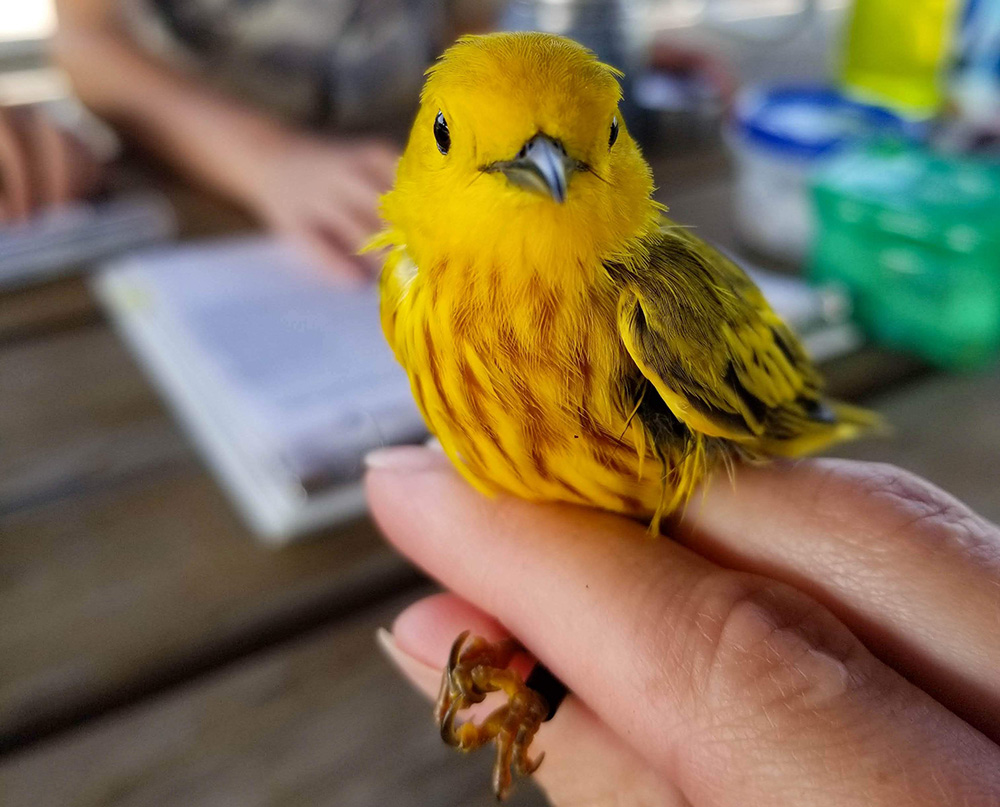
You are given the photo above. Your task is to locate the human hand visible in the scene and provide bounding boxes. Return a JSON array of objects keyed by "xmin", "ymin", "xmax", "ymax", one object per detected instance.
[
  {"xmin": 0, "ymin": 104, "xmax": 104, "ymax": 223},
  {"xmin": 649, "ymin": 40, "xmax": 737, "ymax": 106},
  {"xmin": 366, "ymin": 446, "xmax": 1000, "ymax": 806},
  {"xmin": 244, "ymin": 133, "xmax": 398, "ymax": 283}
]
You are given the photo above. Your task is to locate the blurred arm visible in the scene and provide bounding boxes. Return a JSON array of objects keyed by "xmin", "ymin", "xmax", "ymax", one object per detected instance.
[{"xmin": 52, "ymin": 0, "xmax": 291, "ymax": 209}]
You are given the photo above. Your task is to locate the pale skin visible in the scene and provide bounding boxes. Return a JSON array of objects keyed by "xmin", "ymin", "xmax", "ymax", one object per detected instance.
[
  {"xmin": 366, "ymin": 445, "xmax": 1000, "ymax": 806},
  {"xmin": 52, "ymin": 0, "xmax": 400, "ymax": 280}
]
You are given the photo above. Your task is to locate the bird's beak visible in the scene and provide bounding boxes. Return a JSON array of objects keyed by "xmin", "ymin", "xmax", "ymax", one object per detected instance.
[{"xmin": 491, "ymin": 135, "xmax": 576, "ymax": 203}]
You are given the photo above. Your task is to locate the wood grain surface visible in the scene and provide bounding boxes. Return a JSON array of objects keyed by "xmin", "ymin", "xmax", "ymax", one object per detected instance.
[
  {"xmin": 0, "ymin": 324, "xmax": 185, "ymax": 514},
  {"xmin": 0, "ymin": 590, "xmax": 548, "ymax": 807},
  {"xmin": 0, "ymin": 279, "xmax": 99, "ymax": 346},
  {"xmin": 0, "ymin": 458, "xmax": 419, "ymax": 753}
]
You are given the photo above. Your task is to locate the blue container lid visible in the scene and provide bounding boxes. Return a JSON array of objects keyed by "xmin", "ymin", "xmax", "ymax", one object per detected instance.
[{"xmin": 732, "ymin": 85, "xmax": 922, "ymax": 161}]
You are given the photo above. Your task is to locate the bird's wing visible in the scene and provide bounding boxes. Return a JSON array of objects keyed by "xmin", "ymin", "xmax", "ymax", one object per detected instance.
[{"xmin": 614, "ymin": 225, "xmax": 826, "ymax": 443}]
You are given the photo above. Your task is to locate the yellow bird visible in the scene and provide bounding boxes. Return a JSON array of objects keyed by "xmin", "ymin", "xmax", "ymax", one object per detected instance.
[{"xmin": 370, "ymin": 32, "xmax": 879, "ymax": 799}]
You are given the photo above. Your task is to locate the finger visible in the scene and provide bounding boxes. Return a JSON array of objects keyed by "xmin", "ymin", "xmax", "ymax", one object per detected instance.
[
  {"xmin": 281, "ymin": 220, "xmax": 369, "ymax": 284},
  {"xmin": 321, "ymin": 172, "xmax": 385, "ymax": 233},
  {"xmin": 380, "ymin": 592, "xmax": 688, "ymax": 807},
  {"xmin": 348, "ymin": 196, "xmax": 384, "ymax": 239},
  {"xmin": 356, "ymin": 142, "xmax": 399, "ymax": 187},
  {"xmin": 328, "ymin": 195, "xmax": 385, "ymax": 275},
  {"xmin": 72, "ymin": 137, "xmax": 104, "ymax": 198},
  {"xmin": 367, "ymin": 446, "xmax": 1000, "ymax": 807},
  {"xmin": 312, "ymin": 205, "xmax": 381, "ymax": 278},
  {"xmin": 649, "ymin": 41, "xmax": 737, "ymax": 103},
  {"xmin": 681, "ymin": 459, "xmax": 1000, "ymax": 741},
  {"xmin": 32, "ymin": 113, "xmax": 74, "ymax": 207},
  {"xmin": 315, "ymin": 197, "xmax": 379, "ymax": 252},
  {"xmin": 0, "ymin": 107, "xmax": 32, "ymax": 220}
]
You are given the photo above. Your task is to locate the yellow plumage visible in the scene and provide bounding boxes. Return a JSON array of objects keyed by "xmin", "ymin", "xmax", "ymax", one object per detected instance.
[{"xmin": 371, "ymin": 32, "xmax": 879, "ymax": 531}]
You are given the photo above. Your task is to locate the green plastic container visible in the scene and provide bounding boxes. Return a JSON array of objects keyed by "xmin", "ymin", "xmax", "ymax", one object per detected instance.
[{"xmin": 809, "ymin": 142, "xmax": 1000, "ymax": 369}]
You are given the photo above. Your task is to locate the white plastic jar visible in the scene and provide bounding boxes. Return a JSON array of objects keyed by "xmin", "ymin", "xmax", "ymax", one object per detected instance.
[{"xmin": 727, "ymin": 85, "xmax": 918, "ymax": 265}]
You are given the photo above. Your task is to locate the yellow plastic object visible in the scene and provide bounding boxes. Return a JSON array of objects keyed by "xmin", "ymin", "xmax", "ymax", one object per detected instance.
[{"xmin": 840, "ymin": 0, "xmax": 962, "ymax": 116}]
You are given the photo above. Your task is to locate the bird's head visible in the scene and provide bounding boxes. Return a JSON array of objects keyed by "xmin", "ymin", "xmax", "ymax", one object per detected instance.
[{"xmin": 379, "ymin": 33, "xmax": 659, "ymax": 284}]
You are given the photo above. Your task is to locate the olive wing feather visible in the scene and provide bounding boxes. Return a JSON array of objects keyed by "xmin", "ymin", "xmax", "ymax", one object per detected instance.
[{"xmin": 615, "ymin": 226, "xmax": 826, "ymax": 444}]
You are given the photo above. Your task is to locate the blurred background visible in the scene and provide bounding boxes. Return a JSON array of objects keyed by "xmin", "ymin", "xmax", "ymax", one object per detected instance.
[{"xmin": 1, "ymin": 1, "xmax": 998, "ymax": 805}]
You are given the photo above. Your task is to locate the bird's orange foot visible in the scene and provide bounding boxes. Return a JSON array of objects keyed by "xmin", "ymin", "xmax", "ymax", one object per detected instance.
[{"xmin": 435, "ymin": 631, "xmax": 549, "ymax": 800}]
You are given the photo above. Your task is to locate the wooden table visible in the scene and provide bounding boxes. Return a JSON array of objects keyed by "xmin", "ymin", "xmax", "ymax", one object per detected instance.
[{"xmin": 1, "ymin": 153, "xmax": 998, "ymax": 807}]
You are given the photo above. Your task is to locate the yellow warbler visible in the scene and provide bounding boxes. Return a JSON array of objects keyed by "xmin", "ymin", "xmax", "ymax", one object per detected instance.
[{"xmin": 371, "ymin": 32, "xmax": 879, "ymax": 799}]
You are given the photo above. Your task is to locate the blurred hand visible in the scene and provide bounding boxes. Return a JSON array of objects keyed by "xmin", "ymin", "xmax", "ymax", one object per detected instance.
[
  {"xmin": 367, "ymin": 447, "xmax": 1000, "ymax": 806},
  {"xmin": 0, "ymin": 104, "xmax": 104, "ymax": 223},
  {"xmin": 649, "ymin": 40, "xmax": 737, "ymax": 106},
  {"xmin": 245, "ymin": 133, "xmax": 398, "ymax": 283}
]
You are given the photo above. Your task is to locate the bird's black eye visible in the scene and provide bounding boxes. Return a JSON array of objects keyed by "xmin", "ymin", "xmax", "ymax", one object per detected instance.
[
  {"xmin": 434, "ymin": 111, "xmax": 450, "ymax": 155},
  {"xmin": 609, "ymin": 116, "xmax": 619, "ymax": 148}
]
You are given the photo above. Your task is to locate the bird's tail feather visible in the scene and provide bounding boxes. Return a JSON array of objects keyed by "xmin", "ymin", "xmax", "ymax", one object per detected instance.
[{"xmin": 765, "ymin": 399, "xmax": 887, "ymax": 458}]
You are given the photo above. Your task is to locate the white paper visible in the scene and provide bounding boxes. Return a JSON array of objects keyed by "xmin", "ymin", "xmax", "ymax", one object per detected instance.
[{"xmin": 110, "ymin": 237, "xmax": 425, "ymax": 485}]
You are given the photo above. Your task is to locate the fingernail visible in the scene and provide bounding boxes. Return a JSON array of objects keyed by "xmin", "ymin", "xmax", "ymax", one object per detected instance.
[
  {"xmin": 375, "ymin": 627, "xmax": 443, "ymax": 699},
  {"xmin": 364, "ymin": 445, "xmax": 449, "ymax": 472}
]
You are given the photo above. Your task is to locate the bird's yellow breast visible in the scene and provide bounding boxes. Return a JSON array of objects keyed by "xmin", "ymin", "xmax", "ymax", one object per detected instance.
[{"xmin": 380, "ymin": 248, "xmax": 663, "ymax": 517}]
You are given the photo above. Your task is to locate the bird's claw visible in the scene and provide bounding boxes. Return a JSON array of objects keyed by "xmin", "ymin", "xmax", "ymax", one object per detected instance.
[{"xmin": 434, "ymin": 631, "xmax": 549, "ymax": 800}]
